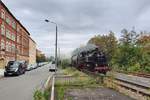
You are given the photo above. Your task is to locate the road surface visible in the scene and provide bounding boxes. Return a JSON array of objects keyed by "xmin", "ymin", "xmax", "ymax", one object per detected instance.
[{"xmin": 0, "ymin": 64, "xmax": 51, "ymax": 100}]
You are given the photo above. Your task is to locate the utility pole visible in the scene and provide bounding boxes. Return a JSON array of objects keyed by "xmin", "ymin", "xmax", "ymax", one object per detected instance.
[
  {"xmin": 45, "ymin": 19, "xmax": 58, "ymax": 71},
  {"xmin": 55, "ymin": 25, "xmax": 58, "ymax": 69}
]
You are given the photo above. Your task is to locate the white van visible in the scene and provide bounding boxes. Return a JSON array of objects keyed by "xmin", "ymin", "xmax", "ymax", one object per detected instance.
[{"xmin": 49, "ymin": 61, "xmax": 57, "ymax": 72}]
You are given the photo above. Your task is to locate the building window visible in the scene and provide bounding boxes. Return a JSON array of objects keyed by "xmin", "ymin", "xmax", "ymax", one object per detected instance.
[
  {"xmin": 1, "ymin": 24, "xmax": 5, "ymax": 35},
  {"xmin": 6, "ymin": 41, "xmax": 9, "ymax": 51},
  {"xmin": 6, "ymin": 16, "xmax": 11, "ymax": 25},
  {"xmin": 1, "ymin": 9, "xmax": 5, "ymax": 19},
  {"xmin": 17, "ymin": 35, "xmax": 20, "ymax": 43},
  {"xmin": 17, "ymin": 45, "xmax": 20, "ymax": 54},
  {"xmin": 6, "ymin": 29, "xmax": 11, "ymax": 39},
  {"xmin": 1, "ymin": 39, "xmax": 5, "ymax": 50},
  {"xmin": 12, "ymin": 43, "xmax": 15, "ymax": 53},
  {"xmin": 9, "ymin": 42, "xmax": 11, "ymax": 52},
  {"xmin": 17, "ymin": 26, "xmax": 20, "ymax": 32},
  {"xmin": 12, "ymin": 21, "xmax": 16, "ymax": 29},
  {"xmin": 11, "ymin": 33, "xmax": 16, "ymax": 41}
]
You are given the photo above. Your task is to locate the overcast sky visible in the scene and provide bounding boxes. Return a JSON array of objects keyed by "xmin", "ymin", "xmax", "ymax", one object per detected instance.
[{"xmin": 2, "ymin": 0, "xmax": 150, "ymax": 57}]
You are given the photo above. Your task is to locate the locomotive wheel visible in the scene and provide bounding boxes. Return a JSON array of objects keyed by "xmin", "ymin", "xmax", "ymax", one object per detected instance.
[{"xmin": 86, "ymin": 63, "xmax": 94, "ymax": 72}]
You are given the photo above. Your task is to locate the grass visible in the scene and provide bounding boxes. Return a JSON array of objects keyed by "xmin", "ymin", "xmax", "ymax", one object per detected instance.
[
  {"xmin": 62, "ymin": 67, "xmax": 86, "ymax": 77},
  {"xmin": 33, "ymin": 88, "xmax": 50, "ymax": 100},
  {"xmin": 33, "ymin": 67, "xmax": 106, "ymax": 100},
  {"xmin": 55, "ymin": 84, "xmax": 66, "ymax": 100},
  {"xmin": 55, "ymin": 67, "xmax": 103, "ymax": 100}
]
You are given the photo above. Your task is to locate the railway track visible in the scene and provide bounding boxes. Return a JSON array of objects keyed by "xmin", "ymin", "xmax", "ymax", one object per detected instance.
[
  {"xmin": 81, "ymin": 69, "xmax": 150, "ymax": 99},
  {"xmin": 132, "ymin": 73, "xmax": 150, "ymax": 78},
  {"xmin": 117, "ymin": 71, "xmax": 150, "ymax": 78}
]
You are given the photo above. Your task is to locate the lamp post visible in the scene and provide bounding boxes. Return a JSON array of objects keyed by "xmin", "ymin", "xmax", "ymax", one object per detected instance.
[{"xmin": 45, "ymin": 19, "xmax": 58, "ymax": 71}]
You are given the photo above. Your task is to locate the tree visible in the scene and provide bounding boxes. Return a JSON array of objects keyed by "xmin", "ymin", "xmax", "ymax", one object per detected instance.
[
  {"xmin": 36, "ymin": 54, "xmax": 46, "ymax": 63},
  {"xmin": 60, "ymin": 58, "xmax": 71, "ymax": 69},
  {"xmin": 137, "ymin": 34, "xmax": 150, "ymax": 53},
  {"xmin": 120, "ymin": 28, "xmax": 139, "ymax": 45},
  {"xmin": 88, "ymin": 31, "xmax": 117, "ymax": 64},
  {"xmin": 114, "ymin": 28, "xmax": 142, "ymax": 71},
  {"xmin": 137, "ymin": 34, "xmax": 150, "ymax": 72}
]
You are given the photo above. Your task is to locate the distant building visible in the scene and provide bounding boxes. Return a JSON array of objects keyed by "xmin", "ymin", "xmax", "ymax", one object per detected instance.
[
  {"xmin": 0, "ymin": 1, "xmax": 31, "ymax": 68},
  {"xmin": 36, "ymin": 49, "xmax": 42, "ymax": 57},
  {"xmin": 36, "ymin": 49, "xmax": 46, "ymax": 62},
  {"xmin": 29, "ymin": 37, "xmax": 36, "ymax": 64}
]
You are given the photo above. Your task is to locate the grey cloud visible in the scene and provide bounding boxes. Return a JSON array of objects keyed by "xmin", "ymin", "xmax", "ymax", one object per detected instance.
[{"xmin": 2, "ymin": 0, "xmax": 150, "ymax": 56}]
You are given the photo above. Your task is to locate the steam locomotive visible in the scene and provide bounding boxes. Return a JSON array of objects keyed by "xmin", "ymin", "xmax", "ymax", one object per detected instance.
[{"xmin": 71, "ymin": 44, "xmax": 110, "ymax": 74}]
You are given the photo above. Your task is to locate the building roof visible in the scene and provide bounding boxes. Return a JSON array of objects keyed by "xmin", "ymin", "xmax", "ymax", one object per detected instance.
[
  {"xmin": 0, "ymin": 1, "xmax": 30, "ymax": 35},
  {"xmin": 29, "ymin": 36, "xmax": 36, "ymax": 44}
]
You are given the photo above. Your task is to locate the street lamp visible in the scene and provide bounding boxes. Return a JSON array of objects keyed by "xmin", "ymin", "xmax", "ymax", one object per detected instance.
[{"xmin": 45, "ymin": 19, "xmax": 58, "ymax": 71}]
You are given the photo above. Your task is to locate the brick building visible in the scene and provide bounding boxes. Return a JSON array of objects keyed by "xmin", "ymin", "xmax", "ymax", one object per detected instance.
[
  {"xmin": 36, "ymin": 49, "xmax": 42, "ymax": 57},
  {"xmin": 0, "ymin": 1, "xmax": 30, "ymax": 69},
  {"xmin": 29, "ymin": 37, "xmax": 36, "ymax": 65},
  {"xmin": 16, "ymin": 21, "xmax": 30, "ymax": 62}
]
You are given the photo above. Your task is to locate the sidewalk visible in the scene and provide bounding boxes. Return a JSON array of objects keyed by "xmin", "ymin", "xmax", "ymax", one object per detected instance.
[{"xmin": 0, "ymin": 69, "xmax": 4, "ymax": 78}]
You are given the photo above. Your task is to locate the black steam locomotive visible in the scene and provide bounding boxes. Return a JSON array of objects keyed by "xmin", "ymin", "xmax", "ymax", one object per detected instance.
[{"xmin": 71, "ymin": 44, "xmax": 110, "ymax": 74}]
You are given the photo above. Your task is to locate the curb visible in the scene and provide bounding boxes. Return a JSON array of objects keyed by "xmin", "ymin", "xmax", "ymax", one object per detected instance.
[
  {"xmin": 43, "ymin": 74, "xmax": 55, "ymax": 100},
  {"xmin": 50, "ymin": 76, "xmax": 55, "ymax": 100},
  {"xmin": 44, "ymin": 75, "xmax": 53, "ymax": 89}
]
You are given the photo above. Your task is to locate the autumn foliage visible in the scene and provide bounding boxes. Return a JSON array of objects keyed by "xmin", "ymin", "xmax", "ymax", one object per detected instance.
[{"xmin": 88, "ymin": 29, "xmax": 150, "ymax": 73}]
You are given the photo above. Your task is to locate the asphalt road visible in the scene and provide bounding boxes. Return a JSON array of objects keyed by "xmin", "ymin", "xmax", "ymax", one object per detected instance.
[{"xmin": 0, "ymin": 64, "xmax": 52, "ymax": 100}]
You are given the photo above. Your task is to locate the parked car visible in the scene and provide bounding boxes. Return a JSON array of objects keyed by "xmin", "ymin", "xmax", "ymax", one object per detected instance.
[
  {"xmin": 4, "ymin": 61, "xmax": 27, "ymax": 76},
  {"xmin": 26, "ymin": 63, "xmax": 38, "ymax": 71},
  {"xmin": 26, "ymin": 64, "xmax": 33, "ymax": 71},
  {"xmin": 49, "ymin": 61, "xmax": 57, "ymax": 72},
  {"xmin": 32, "ymin": 63, "xmax": 38, "ymax": 69},
  {"xmin": 37, "ymin": 62, "xmax": 48, "ymax": 67},
  {"xmin": 20, "ymin": 61, "xmax": 28, "ymax": 69}
]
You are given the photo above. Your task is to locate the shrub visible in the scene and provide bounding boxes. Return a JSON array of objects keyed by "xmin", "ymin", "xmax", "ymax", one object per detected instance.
[
  {"xmin": 34, "ymin": 90, "xmax": 45, "ymax": 100},
  {"xmin": 33, "ymin": 89, "xmax": 50, "ymax": 100},
  {"xmin": 127, "ymin": 63, "xmax": 141, "ymax": 72},
  {"xmin": 60, "ymin": 59, "xmax": 71, "ymax": 69}
]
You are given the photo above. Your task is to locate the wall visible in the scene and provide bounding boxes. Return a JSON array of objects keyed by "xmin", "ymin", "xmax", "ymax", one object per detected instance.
[{"xmin": 29, "ymin": 38, "xmax": 36, "ymax": 64}]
